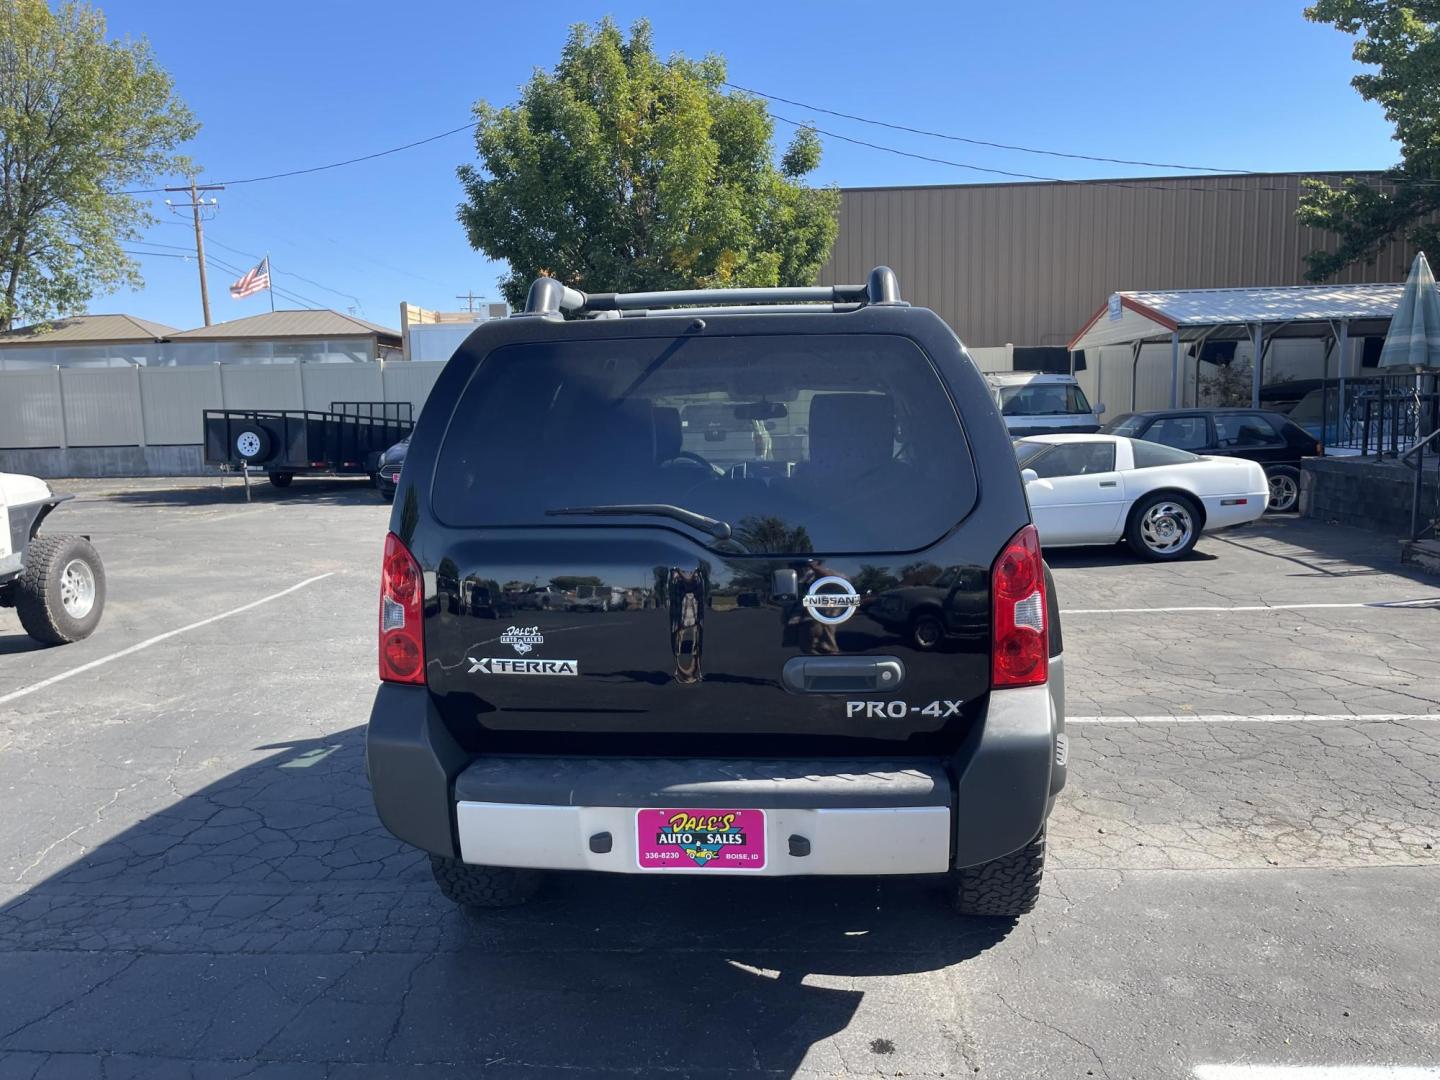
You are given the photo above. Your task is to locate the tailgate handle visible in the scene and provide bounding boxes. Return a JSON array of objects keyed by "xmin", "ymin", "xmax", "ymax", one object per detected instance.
[{"xmin": 782, "ymin": 656, "xmax": 905, "ymax": 694}]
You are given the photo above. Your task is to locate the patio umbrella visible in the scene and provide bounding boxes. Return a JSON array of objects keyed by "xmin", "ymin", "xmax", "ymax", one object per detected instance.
[
  {"xmin": 1378, "ymin": 251, "xmax": 1440, "ymax": 453},
  {"xmin": 1379, "ymin": 251, "xmax": 1440, "ymax": 370}
]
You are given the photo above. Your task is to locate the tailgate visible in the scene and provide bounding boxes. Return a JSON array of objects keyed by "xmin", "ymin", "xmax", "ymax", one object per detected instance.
[{"xmin": 424, "ymin": 531, "xmax": 992, "ymax": 752}]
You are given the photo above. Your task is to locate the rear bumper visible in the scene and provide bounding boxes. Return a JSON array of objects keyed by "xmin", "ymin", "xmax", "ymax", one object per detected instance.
[
  {"xmin": 365, "ymin": 674, "xmax": 1064, "ymax": 874},
  {"xmin": 1200, "ymin": 488, "xmax": 1271, "ymax": 529},
  {"xmin": 458, "ymin": 803, "xmax": 952, "ymax": 875}
]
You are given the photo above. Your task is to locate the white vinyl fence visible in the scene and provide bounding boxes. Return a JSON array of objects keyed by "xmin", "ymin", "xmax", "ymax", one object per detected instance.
[{"xmin": 0, "ymin": 360, "xmax": 446, "ymax": 449}]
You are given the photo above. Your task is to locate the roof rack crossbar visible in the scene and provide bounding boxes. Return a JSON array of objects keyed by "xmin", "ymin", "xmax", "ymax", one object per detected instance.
[
  {"xmin": 587, "ymin": 284, "xmax": 864, "ymax": 310},
  {"xmin": 615, "ymin": 302, "xmax": 867, "ymax": 318},
  {"xmin": 519, "ymin": 265, "xmax": 904, "ymax": 317}
]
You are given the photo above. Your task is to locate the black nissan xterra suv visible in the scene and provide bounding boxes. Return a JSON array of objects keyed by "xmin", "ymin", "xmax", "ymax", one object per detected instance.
[{"xmin": 367, "ymin": 267, "xmax": 1066, "ymax": 917}]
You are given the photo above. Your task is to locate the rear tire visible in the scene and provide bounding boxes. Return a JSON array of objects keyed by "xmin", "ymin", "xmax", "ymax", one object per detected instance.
[
  {"xmin": 268, "ymin": 472, "xmax": 293, "ymax": 488},
  {"xmin": 1125, "ymin": 492, "xmax": 1201, "ymax": 561},
  {"xmin": 15, "ymin": 533, "xmax": 106, "ymax": 645},
  {"xmin": 429, "ymin": 855, "xmax": 541, "ymax": 909},
  {"xmin": 951, "ymin": 832, "xmax": 1045, "ymax": 917},
  {"xmin": 1266, "ymin": 466, "xmax": 1300, "ymax": 513}
]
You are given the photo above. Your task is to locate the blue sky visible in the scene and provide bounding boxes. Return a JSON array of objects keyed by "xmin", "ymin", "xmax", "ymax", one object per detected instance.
[{"xmin": 96, "ymin": 0, "xmax": 1394, "ymax": 331}]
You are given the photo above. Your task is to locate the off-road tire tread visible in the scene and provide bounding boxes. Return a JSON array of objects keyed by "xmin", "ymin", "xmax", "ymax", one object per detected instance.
[
  {"xmin": 15, "ymin": 533, "xmax": 105, "ymax": 645},
  {"xmin": 952, "ymin": 832, "xmax": 1045, "ymax": 917},
  {"xmin": 429, "ymin": 855, "xmax": 541, "ymax": 909}
]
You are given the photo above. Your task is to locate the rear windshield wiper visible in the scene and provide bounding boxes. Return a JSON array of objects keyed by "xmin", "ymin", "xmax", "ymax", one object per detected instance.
[{"xmin": 545, "ymin": 503, "xmax": 733, "ymax": 540}]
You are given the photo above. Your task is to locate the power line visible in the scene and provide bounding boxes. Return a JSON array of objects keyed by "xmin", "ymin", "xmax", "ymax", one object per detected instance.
[
  {"xmin": 116, "ymin": 121, "xmax": 478, "ymax": 196},
  {"xmin": 204, "ymin": 251, "xmax": 328, "ymax": 309},
  {"xmin": 129, "ymin": 246, "xmax": 324, "ymax": 310},
  {"xmin": 765, "ymin": 112, "xmax": 1433, "ymax": 194},
  {"xmin": 122, "ymin": 248, "xmax": 191, "ymax": 258},
  {"xmin": 770, "ymin": 113, "xmax": 1062, "ymax": 183},
  {"xmin": 205, "ymin": 234, "xmax": 364, "ymax": 310},
  {"xmin": 729, "ymin": 81, "xmax": 1255, "ymax": 174},
  {"xmin": 130, "ymin": 239, "xmax": 194, "ymax": 252}
]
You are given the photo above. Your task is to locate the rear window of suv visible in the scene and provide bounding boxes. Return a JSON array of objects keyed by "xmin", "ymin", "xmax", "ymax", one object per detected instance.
[{"xmin": 432, "ymin": 333, "xmax": 976, "ymax": 554}]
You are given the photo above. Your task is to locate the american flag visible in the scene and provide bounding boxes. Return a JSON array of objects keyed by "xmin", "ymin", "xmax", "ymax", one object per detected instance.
[{"xmin": 229, "ymin": 257, "xmax": 270, "ymax": 300}]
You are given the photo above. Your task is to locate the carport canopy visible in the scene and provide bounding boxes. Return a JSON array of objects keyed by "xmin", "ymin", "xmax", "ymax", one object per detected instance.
[{"xmin": 1066, "ymin": 283, "xmax": 1420, "ymax": 408}]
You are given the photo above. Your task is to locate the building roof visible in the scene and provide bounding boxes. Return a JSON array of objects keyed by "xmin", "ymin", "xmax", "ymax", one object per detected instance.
[
  {"xmin": 1068, "ymin": 282, "xmax": 1423, "ymax": 351},
  {"xmin": 169, "ymin": 309, "xmax": 401, "ymax": 342},
  {"xmin": 0, "ymin": 313, "xmax": 180, "ymax": 346}
]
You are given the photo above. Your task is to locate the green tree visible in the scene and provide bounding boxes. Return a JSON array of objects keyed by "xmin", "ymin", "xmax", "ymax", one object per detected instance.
[
  {"xmin": 0, "ymin": 0, "xmax": 197, "ymax": 330},
  {"xmin": 853, "ymin": 564, "xmax": 900, "ymax": 596},
  {"xmin": 1297, "ymin": 1, "xmax": 1440, "ymax": 279},
  {"xmin": 734, "ymin": 515, "xmax": 813, "ymax": 555},
  {"xmin": 457, "ymin": 17, "xmax": 839, "ymax": 308}
]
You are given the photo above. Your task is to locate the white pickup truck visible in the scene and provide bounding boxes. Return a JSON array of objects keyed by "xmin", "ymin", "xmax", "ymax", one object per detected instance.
[
  {"xmin": 0, "ymin": 472, "xmax": 106, "ymax": 644},
  {"xmin": 985, "ymin": 372, "xmax": 1104, "ymax": 436}
]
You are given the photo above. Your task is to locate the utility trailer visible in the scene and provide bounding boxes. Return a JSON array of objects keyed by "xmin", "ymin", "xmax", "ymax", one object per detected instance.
[{"xmin": 203, "ymin": 401, "xmax": 413, "ymax": 487}]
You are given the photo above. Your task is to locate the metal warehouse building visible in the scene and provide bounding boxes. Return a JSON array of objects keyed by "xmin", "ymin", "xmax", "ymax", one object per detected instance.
[{"xmin": 816, "ymin": 171, "xmax": 1419, "ymax": 351}]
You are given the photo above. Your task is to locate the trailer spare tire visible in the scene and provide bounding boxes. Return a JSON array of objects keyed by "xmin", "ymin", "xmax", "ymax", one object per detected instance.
[{"xmin": 233, "ymin": 426, "xmax": 272, "ymax": 463}]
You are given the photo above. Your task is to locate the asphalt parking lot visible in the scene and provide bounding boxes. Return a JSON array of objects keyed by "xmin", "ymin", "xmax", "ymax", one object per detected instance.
[{"xmin": 1, "ymin": 477, "xmax": 1436, "ymax": 1079}]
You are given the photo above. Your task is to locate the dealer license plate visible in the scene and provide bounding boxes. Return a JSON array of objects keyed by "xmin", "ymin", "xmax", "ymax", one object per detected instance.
[{"xmin": 634, "ymin": 808, "xmax": 767, "ymax": 871}]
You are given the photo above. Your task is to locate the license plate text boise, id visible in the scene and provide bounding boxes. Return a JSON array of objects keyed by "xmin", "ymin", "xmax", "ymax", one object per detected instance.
[{"xmin": 634, "ymin": 808, "xmax": 766, "ymax": 871}]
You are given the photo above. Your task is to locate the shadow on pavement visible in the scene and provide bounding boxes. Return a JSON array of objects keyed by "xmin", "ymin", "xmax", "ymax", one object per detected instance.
[
  {"xmin": 1215, "ymin": 515, "xmax": 1439, "ymax": 584},
  {"xmin": 0, "ymin": 633, "xmax": 48, "ymax": 657},
  {"xmin": 93, "ymin": 476, "xmax": 387, "ymax": 510},
  {"xmin": 0, "ymin": 729, "xmax": 1011, "ymax": 1076},
  {"xmin": 1042, "ymin": 545, "xmax": 1218, "ymax": 569}
]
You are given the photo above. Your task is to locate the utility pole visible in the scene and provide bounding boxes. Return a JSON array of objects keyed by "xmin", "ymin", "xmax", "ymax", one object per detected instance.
[
  {"xmin": 456, "ymin": 290, "xmax": 481, "ymax": 313},
  {"xmin": 165, "ymin": 179, "xmax": 225, "ymax": 326}
]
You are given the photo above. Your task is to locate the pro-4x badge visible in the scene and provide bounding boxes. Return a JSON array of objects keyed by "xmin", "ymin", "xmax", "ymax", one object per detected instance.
[{"xmin": 500, "ymin": 625, "xmax": 543, "ymax": 655}]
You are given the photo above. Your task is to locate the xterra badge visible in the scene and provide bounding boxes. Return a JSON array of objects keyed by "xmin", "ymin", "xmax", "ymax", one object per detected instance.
[
  {"xmin": 802, "ymin": 575, "xmax": 861, "ymax": 625},
  {"xmin": 468, "ymin": 657, "xmax": 578, "ymax": 676},
  {"xmin": 500, "ymin": 625, "xmax": 543, "ymax": 655}
]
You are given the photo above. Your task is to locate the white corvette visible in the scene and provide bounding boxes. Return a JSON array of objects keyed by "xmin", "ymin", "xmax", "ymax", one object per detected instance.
[{"xmin": 1015, "ymin": 434, "xmax": 1269, "ymax": 560}]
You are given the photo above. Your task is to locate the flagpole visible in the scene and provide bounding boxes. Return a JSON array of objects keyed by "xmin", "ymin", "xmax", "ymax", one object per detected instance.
[{"xmin": 266, "ymin": 253, "xmax": 275, "ymax": 312}]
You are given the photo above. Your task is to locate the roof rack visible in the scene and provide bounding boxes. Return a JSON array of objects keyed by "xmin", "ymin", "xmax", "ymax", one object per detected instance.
[{"xmin": 518, "ymin": 266, "xmax": 905, "ymax": 319}]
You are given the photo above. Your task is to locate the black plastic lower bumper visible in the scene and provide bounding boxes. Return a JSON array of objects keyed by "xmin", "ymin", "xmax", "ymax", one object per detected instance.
[{"xmin": 366, "ymin": 680, "xmax": 1062, "ymax": 870}]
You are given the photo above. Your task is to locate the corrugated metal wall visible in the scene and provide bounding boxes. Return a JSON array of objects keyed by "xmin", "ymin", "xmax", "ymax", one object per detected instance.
[
  {"xmin": 818, "ymin": 172, "xmax": 1420, "ymax": 348},
  {"xmin": 0, "ymin": 361, "xmax": 447, "ymax": 450}
]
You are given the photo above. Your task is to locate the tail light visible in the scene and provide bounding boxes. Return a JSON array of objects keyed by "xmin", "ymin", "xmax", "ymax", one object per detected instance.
[
  {"xmin": 992, "ymin": 524, "xmax": 1047, "ymax": 689},
  {"xmin": 379, "ymin": 532, "xmax": 424, "ymax": 684}
]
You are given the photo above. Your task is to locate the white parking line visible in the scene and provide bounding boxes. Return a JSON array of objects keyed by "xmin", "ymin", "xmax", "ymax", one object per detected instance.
[
  {"xmin": 1062, "ymin": 599, "xmax": 1440, "ymax": 615},
  {"xmin": 0, "ymin": 572, "xmax": 335, "ymax": 707},
  {"xmin": 1195, "ymin": 1066, "xmax": 1440, "ymax": 1079},
  {"xmin": 1069, "ymin": 714, "xmax": 1435, "ymax": 725}
]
